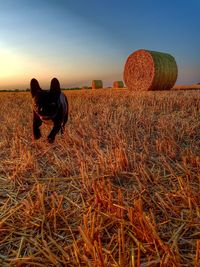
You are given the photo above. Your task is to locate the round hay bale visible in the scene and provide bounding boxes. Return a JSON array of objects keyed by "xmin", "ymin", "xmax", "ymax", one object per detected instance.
[
  {"xmin": 92, "ymin": 80, "xmax": 103, "ymax": 89},
  {"xmin": 123, "ymin": 49, "xmax": 178, "ymax": 91},
  {"xmin": 113, "ymin": 81, "xmax": 124, "ymax": 88}
]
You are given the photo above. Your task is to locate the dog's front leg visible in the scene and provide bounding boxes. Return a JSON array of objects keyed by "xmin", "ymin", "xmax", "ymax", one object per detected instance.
[
  {"xmin": 33, "ymin": 111, "xmax": 42, "ymax": 140},
  {"xmin": 48, "ymin": 122, "xmax": 61, "ymax": 143}
]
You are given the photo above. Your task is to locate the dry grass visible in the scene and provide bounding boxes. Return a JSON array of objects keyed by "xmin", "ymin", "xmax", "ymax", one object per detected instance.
[{"xmin": 0, "ymin": 89, "xmax": 200, "ymax": 266}]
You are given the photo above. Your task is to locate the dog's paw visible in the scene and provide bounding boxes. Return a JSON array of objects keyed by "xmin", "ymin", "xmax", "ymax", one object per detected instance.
[
  {"xmin": 47, "ymin": 136, "xmax": 55, "ymax": 143},
  {"xmin": 61, "ymin": 127, "xmax": 64, "ymax": 134},
  {"xmin": 33, "ymin": 131, "xmax": 41, "ymax": 140}
]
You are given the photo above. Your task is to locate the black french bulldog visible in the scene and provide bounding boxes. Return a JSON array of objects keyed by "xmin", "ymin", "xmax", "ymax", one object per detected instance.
[{"xmin": 30, "ymin": 78, "xmax": 68, "ymax": 143}]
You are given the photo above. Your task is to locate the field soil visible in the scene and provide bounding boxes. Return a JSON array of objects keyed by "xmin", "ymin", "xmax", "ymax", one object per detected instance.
[{"xmin": 0, "ymin": 89, "xmax": 200, "ymax": 266}]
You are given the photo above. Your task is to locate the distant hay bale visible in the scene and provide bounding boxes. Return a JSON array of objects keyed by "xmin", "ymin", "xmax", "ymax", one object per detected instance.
[
  {"xmin": 123, "ymin": 49, "xmax": 178, "ymax": 91},
  {"xmin": 113, "ymin": 81, "xmax": 124, "ymax": 88},
  {"xmin": 92, "ymin": 80, "xmax": 103, "ymax": 89}
]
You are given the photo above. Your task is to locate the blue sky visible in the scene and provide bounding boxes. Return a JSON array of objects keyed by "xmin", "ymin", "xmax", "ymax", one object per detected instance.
[{"xmin": 0, "ymin": 0, "xmax": 199, "ymax": 89}]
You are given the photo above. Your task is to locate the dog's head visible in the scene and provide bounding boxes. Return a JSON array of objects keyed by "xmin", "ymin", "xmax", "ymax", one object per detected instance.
[{"xmin": 30, "ymin": 78, "xmax": 61, "ymax": 120}]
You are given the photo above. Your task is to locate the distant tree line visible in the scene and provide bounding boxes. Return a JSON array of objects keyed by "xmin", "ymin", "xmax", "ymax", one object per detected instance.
[{"xmin": 0, "ymin": 89, "xmax": 30, "ymax": 92}]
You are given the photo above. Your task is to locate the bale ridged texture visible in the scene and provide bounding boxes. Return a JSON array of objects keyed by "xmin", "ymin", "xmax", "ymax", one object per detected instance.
[
  {"xmin": 123, "ymin": 49, "xmax": 178, "ymax": 91},
  {"xmin": 113, "ymin": 81, "xmax": 124, "ymax": 88},
  {"xmin": 92, "ymin": 80, "xmax": 103, "ymax": 89}
]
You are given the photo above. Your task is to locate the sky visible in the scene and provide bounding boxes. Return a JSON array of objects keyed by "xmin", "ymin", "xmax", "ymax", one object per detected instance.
[{"xmin": 0, "ymin": 0, "xmax": 199, "ymax": 89}]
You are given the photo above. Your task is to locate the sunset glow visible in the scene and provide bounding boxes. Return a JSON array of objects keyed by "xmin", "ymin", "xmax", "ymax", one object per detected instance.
[{"xmin": 0, "ymin": 47, "xmax": 25, "ymax": 79}]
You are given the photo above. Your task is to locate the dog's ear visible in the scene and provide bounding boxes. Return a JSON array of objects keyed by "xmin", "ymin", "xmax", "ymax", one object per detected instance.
[
  {"xmin": 30, "ymin": 78, "xmax": 41, "ymax": 97},
  {"xmin": 50, "ymin": 78, "xmax": 61, "ymax": 95}
]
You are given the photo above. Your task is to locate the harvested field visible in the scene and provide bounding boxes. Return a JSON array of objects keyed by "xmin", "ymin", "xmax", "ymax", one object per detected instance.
[{"xmin": 0, "ymin": 89, "xmax": 200, "ymax": 266}]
